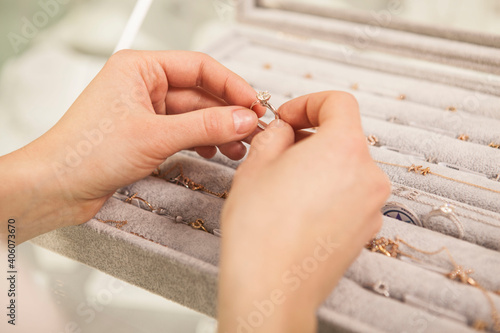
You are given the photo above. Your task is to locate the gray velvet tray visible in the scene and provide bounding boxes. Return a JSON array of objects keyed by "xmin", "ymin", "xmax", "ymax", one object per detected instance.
[{"xmin": 31, "ymin": 1, "xmax": 500, "ymax": 332}]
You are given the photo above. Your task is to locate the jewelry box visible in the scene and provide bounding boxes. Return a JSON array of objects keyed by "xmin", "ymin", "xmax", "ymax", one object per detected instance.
[{"xmin": 32, "ymin": 1, "xmax": 500, "ymax": 332}]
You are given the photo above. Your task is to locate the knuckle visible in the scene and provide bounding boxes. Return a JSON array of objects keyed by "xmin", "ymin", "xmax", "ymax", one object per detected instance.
[
  {"xmin": 327, "ymin": 91, "xmax": 359, "ymax": 110},
  {"xmin": 370, "ymin": 167, "xmax": 392, "ymax": 201},
  {"xmin": 106, "ymin": 50, "xmax": 144, "ymax": 72},
  {"xmin": 253, "ymin": 130, "xmax": 274, "ymax": 148},
  {"xmin": 339, "ymin": 91, "xmax": 359, "ymax": 105},
  {"xmin": 109, "ymin": 49, "xmax": 138, "ymax": 63},
  {"xmin": 376, "ymin": 176, "xmax": 392, "ymax": 200},
  {"xmin": 193, "ymin": 52, "xmax": 215, "ymax": 70},
  {"xmin": 194, "ymin": 51, "xmax": 213, "ymax": 62}
]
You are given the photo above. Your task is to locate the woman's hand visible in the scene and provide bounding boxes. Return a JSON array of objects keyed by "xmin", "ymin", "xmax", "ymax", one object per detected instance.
[
  {"xmin": 218, "ymin": 92, "xmax": 391, "ymax": 333},
  {"xmin": 0, "ymin": 50, "xmax": 264, "ymax": 243}
]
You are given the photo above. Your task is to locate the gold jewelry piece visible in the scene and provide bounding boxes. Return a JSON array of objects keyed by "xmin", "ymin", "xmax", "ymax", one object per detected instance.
[
  {"xmin": 366, "ymin": 137, "xmax": 426, "ymax": 160},
  {"xmin": 366, "ymin": 135, "xmax": 379, "ymax": 146},
  {"xmin": 188, "ymin": 219, "xmax": 208, "ymax": 233},
  {"xmin": 369, "ymin": 137, "xmax": 492, "ymax": 176},
  {"xmin": 125, "ymin": 192, "xmax": 154, "ymax": 211},
  {"xmin": 423, "ymin": 204, "xmax": 464, "ymax": 239},
  {"xmin": 96, "ymin": 218, "xmax": 127, "ymax": 229},
  {"xmin": 407, "ymin": 164, "xmax": 431, "ymax": 175},
  {"xmin": 489, "ymin": 142, "xmax": 500, "ymax": 149},
  {"xmin": 374, "ymin": 160, "xmax": 500, "ymax": 195},
  {"xmin": 129, "ymin": 231, "xmax": 164, "ymax": 246},
  {"xmin": 391, "ymin": 184, "xmax": 500, "ymax": 228},
  {"xmin": 250, "ymin": 91, "xmax": 280, "ymax": 130},
  {"xmin": 446, "ymin": 106, "xmax": 457, "ymax": 112},
  {"xmin": 153, "ymin": 163, "xmax": 228, "ymax": 199},
  {"xmin": 96, "ymin": 218, "xmax": 165, "ymax": 246},
  {"xmin": 294, "ymin": 68, "xmax": 407, "ymax": 100},
  {"xmin": 473, "ymin": 320, "xmax": 487, "ymax": 331},
  {"xmin": 447, "ymin": 265, "xmax": 474, "ymax": 285},
  {"xmin": 366, "ymin": 237, "xmax": 408, "ymax": 258},
  {"xmin": 367, "ymin": 237, "xmax": 500, "ymax": 331},
  {"xmin": 113, "ymin": 190, "xmax": 212, "ymax": 234},
  {"xmin": 368, "ymin": 118, "xmax": 489, "ymax": 148}
]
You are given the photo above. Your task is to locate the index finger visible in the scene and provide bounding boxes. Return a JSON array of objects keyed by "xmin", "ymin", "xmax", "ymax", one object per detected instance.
[
  {"xmin": 278, "ymin": 91, "xmax": 363, "ymax": 134},
  {"xmin": 154, "ymin": 51, "xmax": 267, "ymax": 117}
]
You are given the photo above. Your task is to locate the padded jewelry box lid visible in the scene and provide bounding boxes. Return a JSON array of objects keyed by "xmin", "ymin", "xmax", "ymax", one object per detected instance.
[{"xmin": 237, "ymin": 0, "xmax": 500, "ymax": 92}]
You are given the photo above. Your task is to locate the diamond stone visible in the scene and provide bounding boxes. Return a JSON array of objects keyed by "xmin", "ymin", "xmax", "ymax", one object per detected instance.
[
  {"xmin": 440, "ymin": 204, "xmax": 454, "ymax": 214},
  {"xmin": 256, "ymin": 91, "xmax": 271, "ymax": 102}
]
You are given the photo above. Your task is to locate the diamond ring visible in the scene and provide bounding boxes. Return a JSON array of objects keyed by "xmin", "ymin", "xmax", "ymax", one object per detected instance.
[
  {"xmin": 423, "ymin": 204, "xmax": 465, "ymax": 239},
  {"xmin": 250, "ymin": 91, "xmax": 280, "ymax": 130}
]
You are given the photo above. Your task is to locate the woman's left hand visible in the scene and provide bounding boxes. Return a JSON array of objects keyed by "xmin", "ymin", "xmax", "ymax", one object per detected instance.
[{"xmin": 0, "ymin": 50, "xmax": 263, "ymax": 242}]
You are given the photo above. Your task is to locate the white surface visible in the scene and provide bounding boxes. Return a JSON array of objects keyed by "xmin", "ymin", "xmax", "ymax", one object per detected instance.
[
  {"xmin": 20, "ymin": 242, "xmax": 218, "ymax": 333},
  {"xmin": 114, "ymin": 0, "xmax": 155, "ymax": 53}
]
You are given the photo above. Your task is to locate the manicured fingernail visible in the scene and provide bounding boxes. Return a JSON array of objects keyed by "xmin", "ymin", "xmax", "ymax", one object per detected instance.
[{"xmin": 233, "ymin": 109, "xmax": 256, "ymax": 134}]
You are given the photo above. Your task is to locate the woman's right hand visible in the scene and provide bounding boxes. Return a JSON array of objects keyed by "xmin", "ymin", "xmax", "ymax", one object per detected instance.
[{"xmin": 218, "ymin": 91, "xmax": 391, "ymax": 333}]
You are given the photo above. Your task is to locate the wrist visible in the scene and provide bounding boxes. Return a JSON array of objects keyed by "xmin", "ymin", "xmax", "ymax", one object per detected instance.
[
  {"xmin": 218, "ymin": 282, "xmax": 317, "ymax": 333},
  {"xmin": 0, "ymin": 143, "xmax": 98, "ymax": 243},
  {"xmin": 218, "ymin": 249, "xmax": 319, "ymax": 333}
]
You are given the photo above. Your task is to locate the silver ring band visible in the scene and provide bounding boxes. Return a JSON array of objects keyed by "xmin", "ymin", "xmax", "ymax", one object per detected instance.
[
  {"xmin": 423, "ymin": 204, "xmax": 465, "ymax": 239},
  {"xmin": 250, "ymin": 91, "xmax": 280, "ymax": 130}
]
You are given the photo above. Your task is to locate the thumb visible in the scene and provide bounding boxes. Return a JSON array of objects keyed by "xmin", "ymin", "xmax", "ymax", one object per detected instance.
[
  {"xmin": 156, "ymin": 106, "xmax": 258, "ymax": 152},
  {"xmin": 242, "ymin": 120, "xmax": 295, "ymax": 171}
]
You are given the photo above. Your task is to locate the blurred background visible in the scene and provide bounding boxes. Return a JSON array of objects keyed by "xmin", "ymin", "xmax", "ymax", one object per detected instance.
[
  {"xmin": 0, "ymin": 0, "xmax": 498, "ymax": 332},
  {"xmin": 0, "ymin": 0, "xmax": 235, "ymax": 156}
]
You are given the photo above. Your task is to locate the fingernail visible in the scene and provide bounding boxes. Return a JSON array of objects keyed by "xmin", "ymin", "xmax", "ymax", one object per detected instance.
[
  {"xmin": 233, "ymin": 109, "xmax": 256, "ymax": 134},
  {"xmin": 268, "ymin": 119, "xmax": 285, "ymax": 128}
]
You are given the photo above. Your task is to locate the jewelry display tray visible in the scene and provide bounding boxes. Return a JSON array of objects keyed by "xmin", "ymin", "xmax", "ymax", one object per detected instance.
[{"xmin": 32, "ymin": 1, "xmax": 500, "ymax": 332}]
